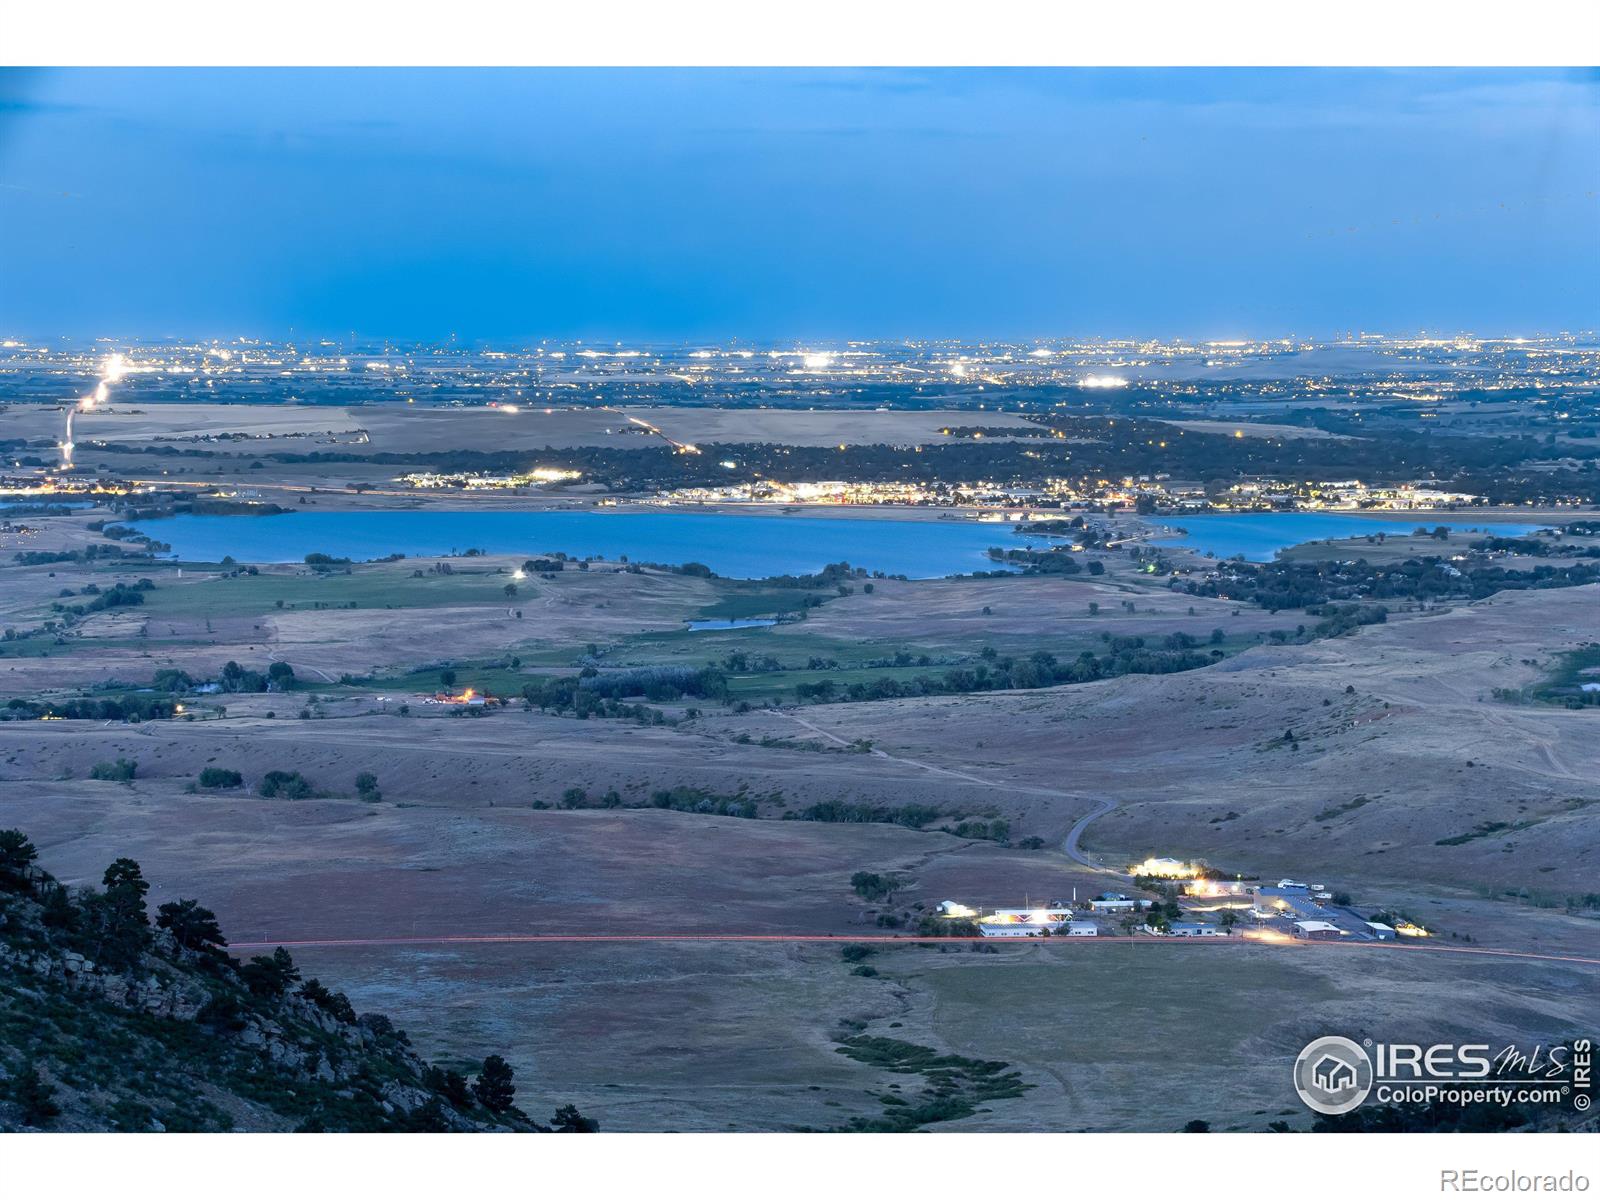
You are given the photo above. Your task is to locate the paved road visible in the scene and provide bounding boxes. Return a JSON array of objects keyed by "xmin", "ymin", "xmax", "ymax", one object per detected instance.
[{"xmin": 1062, "ymin": 795, "xmax": 1119, "ymax": 872}]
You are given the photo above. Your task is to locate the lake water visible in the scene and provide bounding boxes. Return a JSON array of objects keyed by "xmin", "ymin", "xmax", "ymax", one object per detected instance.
[
  {"xmin": 131, "ymin": 508, "xmax": 1555, "ymax": 577},
  {"xmin": 132, "ymin": 510, "xmax": 1050, "ymax": 579},
  {"xmin": 685, "ymin": 618, "xmax": 780, "ymax": 631},
  {"xmin": 1149, "ymin": 513, "xmax": 1549, "ymax": 562}
]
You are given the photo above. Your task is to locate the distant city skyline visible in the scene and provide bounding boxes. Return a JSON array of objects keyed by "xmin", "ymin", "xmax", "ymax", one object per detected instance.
[{"xmin": 1, "ymin": 68, "xmax": 1596, "ymax": 341}]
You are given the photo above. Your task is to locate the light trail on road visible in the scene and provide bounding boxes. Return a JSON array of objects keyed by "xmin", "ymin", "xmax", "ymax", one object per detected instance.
[{"xmin": 225, "ymin": 931, "xmax": 1600, "ymax": 966}]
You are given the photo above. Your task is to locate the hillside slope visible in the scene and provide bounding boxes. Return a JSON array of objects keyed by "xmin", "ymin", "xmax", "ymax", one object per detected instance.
[{"xmin": 0, "ymin": 828, "xmax": 592, "ymax": 1132}]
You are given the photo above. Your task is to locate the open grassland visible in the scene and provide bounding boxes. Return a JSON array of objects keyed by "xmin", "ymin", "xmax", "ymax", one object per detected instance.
[
  {"xmin": 1, "ymin": 544, "xmax": 1286, "ymax": 691},
  {"xmin": 4, "ymin": 499, "xmax": 1598, "ymax": 1131},
  {"xmin": 5, "ymin": 539, "xmax": 1596, "ymax": 896},
  {"xmin": 3, "ymin": 587, "xmax": 1597, "ymax": 905},
  {"xmin": 274, "ymin": 938, "xmax": 1598, "ymax": 1131},
  {"xmin": 50, "ymin": 402, "xmax": 1044, "ymax": 459},
  {"xmin": 9, "ymin": 786, "xmax": 1595, "ymax": 1131}
]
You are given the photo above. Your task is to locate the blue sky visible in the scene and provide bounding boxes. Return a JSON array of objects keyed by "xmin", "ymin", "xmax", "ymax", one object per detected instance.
[{"xmin": 0, "ymin": 68, "xmax": 1595, "ymax": 341}]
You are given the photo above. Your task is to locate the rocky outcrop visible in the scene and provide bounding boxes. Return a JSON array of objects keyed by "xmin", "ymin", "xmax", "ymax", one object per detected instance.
[{"xmin": 0, "ymin": 841, "xmax": 573, "ymax": 1133}]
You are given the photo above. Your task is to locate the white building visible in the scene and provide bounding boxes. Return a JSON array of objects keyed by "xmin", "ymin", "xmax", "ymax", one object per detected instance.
[
  {"xmin": 978, "ymin": 923, "xmax": 1046, "ymax": 938},
  {"xmin": 1147, "ymin": 921, "xmax": 1228, "ymax": 937},
  {"xmin": 1294, "ymin": 920, "xmax": 1343, "ymax": 941},
  {"xmin": 1089, "ymin": 894, "xmax": 1150, "ymax": 913}
]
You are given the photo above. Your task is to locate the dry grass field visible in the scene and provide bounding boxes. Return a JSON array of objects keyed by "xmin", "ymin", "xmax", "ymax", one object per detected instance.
[
  {"xmin": 1158, "ymin": 418, "xmax": 1355, "ymax": 440},
  {"xmin": 3, "ymin": 496, "xmax": 1597, "ymax": 1131},
  {"xmin": 7, "ymin": 781, "xmax": 1594, "ymax": 1132},
  {"xmin": 36, "ymin": 402, "xmax": 1043, "ymax": 460}
]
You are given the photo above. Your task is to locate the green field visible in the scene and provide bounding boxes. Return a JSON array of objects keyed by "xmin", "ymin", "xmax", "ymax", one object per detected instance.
[
  {"xmin": 694, "ymin": 588, "xmax": 824, "ymax": 620},
  {"xmin": 133, "ymin": 568, "xmax": 531, "ymax": 618}
]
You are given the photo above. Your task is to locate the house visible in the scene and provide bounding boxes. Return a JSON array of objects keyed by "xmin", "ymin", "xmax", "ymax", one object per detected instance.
[
  {"xmin": 1066, "ymin": 922, "xmax": 1099, "ymax": 937},
  {"xmin": 1366, "ymin": 921, "xmax": 1396, "ymax": 941},
  {"xmin": 1089, "ymin": 893, "xmax": 1150, "ymax": 913},
  {"xmin": 1132, "ymin": 857, "xmax": 1190, "ymax": 878},
  {"xmin": 979, "ymin": 908, "xmax": 1068, "ymax": 940},
  {"xmin": 978, "ymin": 923, "xmax": 1045, "ymax": 938},
  {"xmin": 1184, "ymin": 878, "xmax": 1251, "ymax": 898},
  {"xmin": 989, "ymin": 907, "xmax": 1071, "ymax": 923},
  {"xmin": 1294, "ymin": 920, "xmax": 1342, "ymax": 941},
  {"xmin": 1149, "ymin": 921, "xmax": 1228, "ymax": 937}
]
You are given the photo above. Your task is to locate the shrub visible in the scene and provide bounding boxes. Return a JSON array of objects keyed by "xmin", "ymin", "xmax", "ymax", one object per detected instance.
[
  {"xmin": 850, "ymin": 871, "xmax": 901, "ymax": 902},
  {"xmin": 91, "ymin": 758, "xmax": 138, "ymax": 782},
  {"xmin": 259, "ymin": 770, "xmax": 314, "ymax": 799},
  {"xmin": 198, "ymin": 767, "xmax": 243, "ymax": 789}
]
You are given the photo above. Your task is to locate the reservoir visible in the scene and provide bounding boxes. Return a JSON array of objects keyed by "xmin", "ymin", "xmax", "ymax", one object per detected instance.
[
  {"xmin": 131, "ymin": 508, "xmax": 1553, "ymax": 577},
  {"xmin": 132, "ymin": 510, "xmax": 1051, "ymax": 579}
]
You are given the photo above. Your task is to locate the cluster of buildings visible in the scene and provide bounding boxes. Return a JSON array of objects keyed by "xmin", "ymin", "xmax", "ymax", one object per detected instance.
[
  {"xmin": 1173, "ymin": 874, "xmax": 1424, "ymax": 942},
  {"xmin": 420, "ymin": 687, "xmax": 491, "ymax": 708},
  {"xmin": 936, "ymin": 901, "xmax": 1104, "ymax": 939},
  {"xmin": 1214, "ymin": 478, "xmax": 1483, "ymax": 511},
  {"xmin": 397, "ymin": 467, "xmax": 582, "ymax": 490},
  {"xmin": 644, "ymin": 470, "xmax": 1488, "ymax": 517},
  {"xmin": 646, "ymin": 478, "xmax": 1091, "ymax": 510},
  {"xmin": 936, "ymin": 857, "xmax": 1428, "ymax": 944},
  {"xmin": 0, "ymin": 475, "xmax": 143, "ymax": 499}
]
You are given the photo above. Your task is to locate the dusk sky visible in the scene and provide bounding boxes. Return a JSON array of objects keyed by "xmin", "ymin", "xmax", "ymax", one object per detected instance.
[{"xmin": 1, "ymin": 68, "xmax": 1595, "ymax": 342}]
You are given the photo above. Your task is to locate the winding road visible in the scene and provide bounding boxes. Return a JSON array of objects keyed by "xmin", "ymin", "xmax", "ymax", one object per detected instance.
[
  {"xmin": 1062, "ymin": 795, "xmax": 1119, "ymax": 872},
  {"xmin": 772, "ymin": 709, "xmax": 1122, "ymax": 875}
]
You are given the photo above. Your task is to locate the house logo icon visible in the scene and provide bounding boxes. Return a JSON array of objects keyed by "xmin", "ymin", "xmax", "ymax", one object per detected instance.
[
  {"xmin": 1312, "ymin": 1054, "xmax": 1357, "ymax": 1094},
  {"xmin": 1293, "ymin": 1036, "xmax": 1374, "ymax": 1115}
]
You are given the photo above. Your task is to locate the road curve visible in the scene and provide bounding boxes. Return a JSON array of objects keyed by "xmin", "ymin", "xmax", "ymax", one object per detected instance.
[{"xmin": 1063, "ymin": 796, "xmax": 1118, "ymax": 871}]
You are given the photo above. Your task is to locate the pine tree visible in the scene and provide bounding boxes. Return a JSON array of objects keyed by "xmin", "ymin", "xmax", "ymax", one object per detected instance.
[
  {"xmin": 156, "ymin": 898, "xmax": 227, "ymax": 953},
  {"xmin": 472, "ymin": 1055, "xmax": 516, "ymax": 1114},
  {"xmin": 552, "ymin": 1104, "xmax": 598, "ymax": 1133},
  {"xmin": 0, "ymin": 829, "xmax": 37, "ymax": 890},
  {"xmin": 102, "ymin": 858, "xmax": 149, "ymax": 925},
  {"xmin": 15, "ymin": 1065, "xmax": 61, "ymax": 1127}
]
